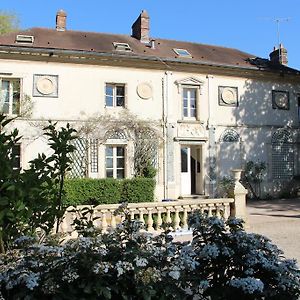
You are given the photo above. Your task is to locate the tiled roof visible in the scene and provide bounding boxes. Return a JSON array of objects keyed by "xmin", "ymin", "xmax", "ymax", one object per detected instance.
[{"xmin": 0, "ymin": 27, "xmax": 299, "ymax": 75}]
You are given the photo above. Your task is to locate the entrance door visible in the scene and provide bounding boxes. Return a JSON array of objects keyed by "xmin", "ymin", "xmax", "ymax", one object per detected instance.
[
  {"xmin": 181, "ymin": 147, "xmax": 191, "ymax": 195},
  {"xmin": 181, "ymin": 146, "xmax": 204, "ymax": 196}
]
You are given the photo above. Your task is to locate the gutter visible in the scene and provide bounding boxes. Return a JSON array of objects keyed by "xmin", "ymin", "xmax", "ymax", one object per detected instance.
[{"xmin": 1, "ymin": 45, "xmax": 299, "ymax": 76}]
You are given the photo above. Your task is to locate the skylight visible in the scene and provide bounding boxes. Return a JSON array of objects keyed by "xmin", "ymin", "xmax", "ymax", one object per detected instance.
[
  {"xmin": 15, "ymin": 35, "xmax": 34, "ymax": 44},
  {"xmin": 173, "ymin": 48, "xmax": 191, "ymax": 58},
  {"xmin": 113, "ymin": 42, "xmax": 132, "ymax": 52}
]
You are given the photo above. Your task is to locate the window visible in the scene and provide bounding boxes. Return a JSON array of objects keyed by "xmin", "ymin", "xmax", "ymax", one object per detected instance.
[
  {"xmin": 0, "ymin": 79, "xmax": 20, "ymax": 115},
  {"xmin": 11, "ymin": 144, "xmax": 21, "ymax": 170},
  {"xmin": 106, "ymin": 146, "xmax": 125, "ymax": 179},
  {"xmin": 173, "ymin": 48, "xmax": 191, "ymax": 58},
  {"xmin": 113, "ymin": 42, "xmax": 132, "ymax": 52},
  {"xmin": 221, "ymin": 129, "xmax": 240, "ymax": 142},
  {"xmin": 105, "ymin": 84, "xmax": 125, "ymax": 107},
  {"xmin": 272, "ymin": 129, "xmax": 294, "ymax": 179},
  {"xmin": 183, "ymin": 87, "xmax": 197, "ymax": 118}
]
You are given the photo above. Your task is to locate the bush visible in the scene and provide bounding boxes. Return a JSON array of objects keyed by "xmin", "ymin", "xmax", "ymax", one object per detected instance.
[
  {"xmin": 122, "ymin": 178, "xmax": 155, "ymax": 203},
  {"xmin": 1, "ymin": 211, "xmax": 299, "ymax": 300},
  {"xmin": 63, "ymin": 178, "xmax": 122, "ymax": 206},
  {"xmin": 64, "ymin": 178, "xmax": 156, "ymax": 206}
]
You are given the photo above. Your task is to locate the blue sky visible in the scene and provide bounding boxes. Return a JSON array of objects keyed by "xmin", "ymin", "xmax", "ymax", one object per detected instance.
[{"xmin": 1, "ymin": 0, "xmax": 300, "ymax": 69}]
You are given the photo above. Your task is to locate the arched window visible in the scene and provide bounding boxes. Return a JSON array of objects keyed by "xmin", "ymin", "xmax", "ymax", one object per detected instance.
[
  {"xmin": 221, "ymin": 129, "xmax": 240, "ymax": 142},
  {"xmin": 272, "ymin": 129, "xmax": 294, "ymax": 179}
]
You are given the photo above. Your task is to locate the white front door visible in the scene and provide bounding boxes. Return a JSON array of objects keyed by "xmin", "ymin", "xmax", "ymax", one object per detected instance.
[{"xmin": 181, "ymin": 147, "xmax": 191, "ymax": 195}]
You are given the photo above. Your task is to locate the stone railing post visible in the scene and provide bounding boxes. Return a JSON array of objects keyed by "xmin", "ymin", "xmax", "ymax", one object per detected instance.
[{"xmin": 230, "ymin": 169, "xmax": 248, "ymax": 225}]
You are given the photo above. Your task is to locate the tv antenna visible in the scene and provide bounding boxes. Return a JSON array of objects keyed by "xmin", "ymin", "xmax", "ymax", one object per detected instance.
[
  {"xmin": 260, "ymin": 17, "xmax": 290, "ymax": 48},
  {"xmin": 274, "ymin": 18, "xmax": 290, "ymax": 48}
]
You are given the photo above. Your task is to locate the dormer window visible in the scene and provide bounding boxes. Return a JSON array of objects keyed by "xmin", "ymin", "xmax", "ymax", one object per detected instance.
[
  {"xmin": 113, "ymin": 42, "xmax": 132, "ymax": 52},
  {"xmin": 15, "ymin": 35, "xmax": 34, "ymax": 44},
  {"xmin": 173, "ymin": 48, "xmax": 191, "ymax": 58}
]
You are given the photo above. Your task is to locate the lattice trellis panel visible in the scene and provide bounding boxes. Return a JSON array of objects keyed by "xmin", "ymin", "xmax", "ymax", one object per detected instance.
[
  {"xmin": 69, "ymin": 138, "xmax": 88, "ymax": 178},
  {"xmin": 272, "ymin": 143, "xmax": 294, "ymax": 179}
]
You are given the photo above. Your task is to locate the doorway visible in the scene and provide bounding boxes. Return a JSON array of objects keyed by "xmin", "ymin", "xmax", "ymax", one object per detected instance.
[{"xmin": 180, "ymin": 146, "xmax": 203, "ymax": 196}]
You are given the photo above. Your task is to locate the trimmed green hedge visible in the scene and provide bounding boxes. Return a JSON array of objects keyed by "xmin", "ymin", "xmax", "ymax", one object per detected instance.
[
  {"xmin": 122, "ymin": 178, "xmax": 155, "ymax": 203},
  {"xmin": 63, "ymin": 178, "xmax": 155, "ymax": 206}
]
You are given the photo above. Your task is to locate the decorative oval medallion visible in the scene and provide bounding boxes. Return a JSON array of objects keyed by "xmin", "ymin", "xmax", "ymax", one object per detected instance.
[
  {"xmin": 137, "ymin": 82, "xmax": 152, "ymax": 99},
  {"xmin": 36, "ymin": 77, "xmax": 55, "ymax": 95}
]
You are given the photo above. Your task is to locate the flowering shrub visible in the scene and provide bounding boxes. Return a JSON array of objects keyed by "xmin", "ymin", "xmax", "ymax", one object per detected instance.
[{"xmin": 0, "ymin": 211, "xmax": 299, "ymax": 299}]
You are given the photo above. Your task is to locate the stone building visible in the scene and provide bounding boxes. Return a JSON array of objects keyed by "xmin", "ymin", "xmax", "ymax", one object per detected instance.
[{"xmin": 0, "ymin": 10, "xmax": 299, "ymax": 200}]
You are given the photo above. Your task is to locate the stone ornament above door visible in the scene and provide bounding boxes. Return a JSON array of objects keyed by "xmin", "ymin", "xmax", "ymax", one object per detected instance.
[
  {"xmin": 177, "ymin": 123, "xmax": 206, "ymax": 139},
  {"xmin": 175, "ymin": 77, "xmax": 204, "ymax": 93}
]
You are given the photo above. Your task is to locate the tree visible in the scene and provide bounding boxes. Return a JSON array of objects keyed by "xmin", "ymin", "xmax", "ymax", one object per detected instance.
[{"xmin": 0, "ymin": 11, "xmax": 19, "ymax": 34}]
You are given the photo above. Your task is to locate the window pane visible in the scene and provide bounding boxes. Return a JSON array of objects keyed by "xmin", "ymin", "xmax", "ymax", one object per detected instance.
[
  {"xmin": 1, "ymin": 81, "xmax": 10, "ymax": 113},
  {"xmin": 190, "ymin": 89, "xmax": 196, "ymax": 99},
  {"xmin": 106, "ymin": 95, "xmax": 113, "ymax": 107},
  {"xmin": 116, "ymin": 96, "xmax": 124, "ymax": 107},
  {"xmin": 117, "ymin": 157, "xmax": 124, "ymax": 168},
  {"xmin": 12, "ymin": 144, "xmax": 21, "ymax": 170},
  {"xmin": 12, "ymin": 80, "xmax": 20, "ymax": 115},
  {"xmin": 181, "ymin": 148, "xmax": 188, "ymax": 172},
  {"xmin": 106, "ymin": 169, "xmax": 113, "ymax": 178},
  {"xmin": 117, "ymin": 169, "xmax": 124, "ymax": 179},
  {"xmin": 117, "ymin": 147, "xmax": 124, "ymax": 156},
  {"xmin": 183, "ymin": 88, "xmax": 188, "ymax": 98},
  {"xmin": 116, "ymin": 86, "xmax": 125, "ymax": 96},
  {"xmin": 183, "ymin": 108, "xmax": 188, "ymax": 117},
  {"xmin": 105, "ymin": 146, "xmax": 113, "ymax": 156},
  {"xmin": 106, "ymin": 157, "xmax": 113, "ymax": 168},
  {"xmin": 105, "ymin": 85, "xmax": 113, "ymax": 96}
]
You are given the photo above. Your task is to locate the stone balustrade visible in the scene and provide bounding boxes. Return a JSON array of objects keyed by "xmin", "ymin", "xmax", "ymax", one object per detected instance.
[{"xmin": 59, "ymin": 198, "xmax": 235, "ymax": 237}]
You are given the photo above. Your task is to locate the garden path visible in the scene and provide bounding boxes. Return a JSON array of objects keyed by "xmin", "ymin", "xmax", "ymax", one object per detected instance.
[{"xmin": 248, "ymin": 198, "xmax": 300, "ymax": 264}]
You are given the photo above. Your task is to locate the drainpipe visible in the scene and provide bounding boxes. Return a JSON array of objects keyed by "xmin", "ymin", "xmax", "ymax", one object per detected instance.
[
  {"xmin": 206, "ymin": 75, "xmax": 216, "ymax": 197},
  {"xmin": 162, "ymin": 71, "xmax": 172, "ymax": 200}
]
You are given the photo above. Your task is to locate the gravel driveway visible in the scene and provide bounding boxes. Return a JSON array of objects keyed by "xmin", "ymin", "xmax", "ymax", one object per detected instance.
[{"xmin": 247, "ymin": 198, "xmax": 300, "ymax": 263}]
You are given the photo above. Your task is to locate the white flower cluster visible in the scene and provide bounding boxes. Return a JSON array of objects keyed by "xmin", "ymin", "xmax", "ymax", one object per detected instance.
[
  {"xmin": 229, "ymin": 277, "xmax": 264, "ymax": 294},
  {"xmin": 115, "ymin": 261, "xmax": 134, "ymax": 277}
]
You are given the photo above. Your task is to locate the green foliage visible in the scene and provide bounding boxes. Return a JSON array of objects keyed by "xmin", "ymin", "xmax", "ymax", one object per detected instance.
[
  {"xmin": 64, "ymin": 178, "xmax": 122, "ymax": 206},
  {"xmin": 243, "ymin": 161, "xmax": 267, "ymax": 199},
  {"xmin": 1, "ymin": 211, "xmax": 299, "ymax": 299},
  {"xmin": 64, "ymin": 177, "xmax": 155, "ymax": 205},
  {"xmin": 122, "ymin": 178, "xmax": 155, "ymax": 203},
  {"xmin": 217, "ymin": 176, "xmax": 235, "ymax": 198},
  {"xmin": 0, "ymin": 11, "xmax": 19, "ymax": 34},
  {"xmin": 0, "ymin": 114, "xmax": 77, "ymax": 252}
]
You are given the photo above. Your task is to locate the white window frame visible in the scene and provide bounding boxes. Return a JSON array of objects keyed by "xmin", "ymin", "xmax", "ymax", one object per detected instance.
[
  {"xmin": 182, "ymin": 86, "xmax": 197, "ymax": 119},
  {"xmin": 0, "ymin": 78, "xmax": 21, "ymax": 115},
  {"xmin": 105, "ymin": 145, "xmax": 125, "ymax": 179},
  {"xmin": 105, "ymin": 83, "xmax": 125, "ymax": 108}
]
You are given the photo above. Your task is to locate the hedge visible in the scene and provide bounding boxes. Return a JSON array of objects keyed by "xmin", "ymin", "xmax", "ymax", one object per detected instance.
[
  {"xmin": 122, "ymin": 178, "xmax": 155, "ymax": 203},
  {"xmin": 63, "ymin": 178, "xmax": 155, "ymax": 206}
]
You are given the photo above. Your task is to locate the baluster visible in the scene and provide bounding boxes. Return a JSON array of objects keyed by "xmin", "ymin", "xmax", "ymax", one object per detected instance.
[
  {"xmin": 157, "ymin": 208, "xmax": 163, "ymax": 231},
  {"xmin": 129, "ymin": 208, "xmax": 136, "ymax": 221},
  {"xmin": 174, "ymin": 207, "xmax": 181, "ymax": 230},
  {"xmin": 223, "ymin": 204, "xmax": 229, "ymax": 220},
  {"xmin": 182, "ymin": 205, "xmax": 189, "ymax": 230},
  {"xmin": 110, "ymin": 209, "xmax": 117, "ymax": 228},
  {"xmin": 60, "ymin": 214, "xmax": 68, "ymax": 233},
  {"xmin": 139, "ymin": 208, "xmax": 145, "ymax": 226},
  {"xmin": 216, "ymin": 205, "xmax": 221, "ymax": 218},
  {"xmin": 208, "ymin": 205, "xmax": 213, "ymax": 217},
  {"xmin": 101, "ymin": 210, "xmax": 108, "ymax": 233},
  {"xmin": 147, "ymin": 208, "xmax": 154, "ymax": 232},
  {"xmin": 166, "ymin": 207, "xmax": 173, "ymax": 230},
  {"xmin": 93, "ymin": 210, "xmax": 100, "ymax": 228}
]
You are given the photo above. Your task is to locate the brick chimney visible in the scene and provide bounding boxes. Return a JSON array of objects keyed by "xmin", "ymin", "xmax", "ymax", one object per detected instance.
[
  {"xmin": 56, "ymin": 9, "xmax": 67, "ymax": 31},
  {"xmin": 131, "ymin": 10, "xmax": 150, "ymax": 43},
  {"xmin": 269, "ymin": 43, "xmax": 288, "ymax": 65}
]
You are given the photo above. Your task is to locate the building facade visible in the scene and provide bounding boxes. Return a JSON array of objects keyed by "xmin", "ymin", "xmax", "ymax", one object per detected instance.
[{"xmin": 0, "ymin": 10, "xmax": 300, "ymax": 200}]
